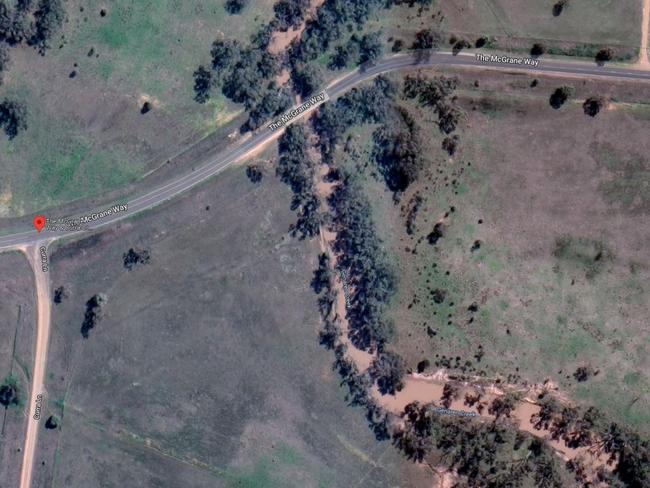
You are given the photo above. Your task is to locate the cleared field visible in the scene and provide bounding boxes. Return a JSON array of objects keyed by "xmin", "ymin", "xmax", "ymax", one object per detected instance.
[
  {"xmin": 0, "ymin": 251, "xmax": 36, "ymax": 487},
  {"xmin": 0, "ymin": 0, "xmax": 275, "ymax": 217},
  {"xmin": 32, "ymin": 166, "xmax": 433, "ymax": 487},
  {"xmin": 335, "ymin": 71, "xmax": 650, "ymax": 435},
  {"xmin": 363, "ymin": 0, "xmax": 641, "ymax": 61}
]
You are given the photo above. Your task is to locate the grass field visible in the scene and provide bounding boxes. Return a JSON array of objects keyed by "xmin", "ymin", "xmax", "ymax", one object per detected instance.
[
  {"xmin": 0, "ymin": 251, "xmax": 36, "ymax": 487},
  {"xmin": 32, "ymin": 165, "xmax": 433, "ymax": 487},
  {"xmin": 333, "ymin": 70, "xmax": 650, "ymax": 436},
  {"xmin": 0, "ymin": 0, "xmax": 275, "ymax": 217}
]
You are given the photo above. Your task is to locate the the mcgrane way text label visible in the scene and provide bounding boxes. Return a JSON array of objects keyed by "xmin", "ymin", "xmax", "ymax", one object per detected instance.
[{"xmin": 475, "ymin": 52, "xmax": 540, "ymax": 68}]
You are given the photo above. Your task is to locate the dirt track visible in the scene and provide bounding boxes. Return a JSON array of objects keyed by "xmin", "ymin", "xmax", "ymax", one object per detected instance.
[{"xmin": 17, "ymin": 243, "xmax": 52, "ymax": 488}]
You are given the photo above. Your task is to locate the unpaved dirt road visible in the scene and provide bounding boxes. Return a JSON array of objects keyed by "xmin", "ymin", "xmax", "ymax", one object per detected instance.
[
  {"xmin": 17, "ymin": 243, "xmax": 52, "ymax": 488},
  {"xmin": 640, "ymin": 0, "xmax": 650, "ymax": 67}
]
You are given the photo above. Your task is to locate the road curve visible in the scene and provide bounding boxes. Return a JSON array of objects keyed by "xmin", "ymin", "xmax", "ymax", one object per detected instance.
[
  {"xmin": 2, "ymin": 51, "xmax": 650, "ymax": 252},
  {"xmin": 6, "ymin": 50, "xmax": 650, "ymax": 488}
]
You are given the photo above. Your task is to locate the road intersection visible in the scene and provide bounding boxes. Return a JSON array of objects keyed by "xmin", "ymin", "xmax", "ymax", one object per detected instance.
[{"xmin": 5, "ymin": 50, "xmax": 650, "ymax": 488}]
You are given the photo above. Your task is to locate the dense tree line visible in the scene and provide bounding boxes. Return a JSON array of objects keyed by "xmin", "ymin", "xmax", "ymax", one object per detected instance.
[
  {"xmin": 372, "ymin": 107, "xmax": 424, "ymax": 193},
  {"xmin": 273, "ymin": 0, "xmax": 310, "ymax": 31},
  {"xmin": 0, "ymin": 0, "xmax": 65, "ymax": 53},
  {"xmin": 328, "ymin": 32, "xmax": 384, "ymax": 70},
  {"xmin": 328, "ymin": 175, "xmax": 396, "ymax": 351},
  {"xmin": 194, "ymin": 36, "xmax": 288, "ymax": 131},
  {"xmin": 276, "ymin": 124, "xmax": 322, "ymax": 239},
  {"xmin": 403, "ymin": 73, "xmax": 463, "ymax": 134},
  {"xmin": 289, "ymin": 0, "xmax": 389, "ymax": 66},
  {"xmin": 313, "ymin": 75, "xmax": 396, "ymax": 163}
]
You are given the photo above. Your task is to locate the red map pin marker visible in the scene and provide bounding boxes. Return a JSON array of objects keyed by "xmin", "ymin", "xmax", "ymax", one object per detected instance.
[{"xmin": 33, "ymin": 215, "xmax": 46, "ymax": 233}]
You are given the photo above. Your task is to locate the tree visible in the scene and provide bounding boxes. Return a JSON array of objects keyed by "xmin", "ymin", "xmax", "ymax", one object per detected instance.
[
  {"xmin": 595, "ymin": 47, "xmax": 613, "ymax": 65},
  {"xmin": 412, "ymin": 28, "xmax": 442, "ymax": 50},
  {"xmin": 291, "ymin": 63, "xmax": 323, "ymax": 97},
  {"xmin": 583, "ymin": 96, "xmax": 604, "ymax": 117},
  {"xmin": 123, "ymin": 248, "xmax": 150, "ymax": 270},
  {"xmin": 311, "ymin": 253, "xmax": 332, "ymax": 294},
  {"xmin": 193, "ymin": 65, "xmax": 213, "ymax": 103},
  {"xmin": 328, "ymin": 45, "xmax": 350, "ymax": 70},
  {"xmin": 488, "ymin": 393, "xmax": 517, "ymax": 419},
  {"xmin": 549, "ymin": 86, "xmax": 573, "ymax": 109},
  {"xmin": 452, "ymin": 38, "xmax": 471, "ymax": 55},
  {"xmin": 273, "ymin": 0, "xmax": 309, "ymax": 31},
  {"xmin": 393, "ymin": 402, "xmax": 436, "ymax": 461},
  {"xmin": 359, "ymin": 31, "xmax": 383, "ymax": 64},
  {"xmin": 0, "ymin": 99, "xmax": 27, "ymax": 139},
  {"xmin": 210, "ymin": 39, "xmax": 241, "ymax": 80},
  {"xmin": 552, "ymin": 0, "xmax": 568, "ymax": 17},
  {"xmin": 370, "ymin": 351, "xmax": 406, "ymax": 395},
  {"xmin": 80, "ymin": 293, "xmax": 107, "ymax": 338},
  {"xmin": 531, "ymin": 42, "xmax": 546, "ymax": 57},
  {"xmin": 29, "ymin": 0, "xmax": 66, "ymax": 54},
  {"xmin": 245, "ymin": 165, "xmax": 263, "ymax": 183},
  {"xmin": 224, "ymin": 0, "xmax": 247, "ymax": 14},
  {"xmin": 372, "ymin": 110, "xmax": 425, "ymax": 192},
  {"xmin": 0, "ymin": 378, "xmax": 18, "ymax": 408}
]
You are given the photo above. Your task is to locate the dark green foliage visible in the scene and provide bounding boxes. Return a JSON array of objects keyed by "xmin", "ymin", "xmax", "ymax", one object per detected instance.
[
  {"xmin": 0, "ymin": 98, "xmax": 27, "ymax": 139},
  {"xmin": 531, "ymin": 42, "xmax": 546, "ymax": 57},
  {"xmin": 210, "ymin": 39, "xmax": 241, "ymax": 79},
  {"xmin": 412, "ymin": 28, "xmax": 442, "ymax": 50},
  {"xmin": 596, "ymin": 48, "xmax": 614, "ymax": 64},
  {"xmin": 291, "ymin": 62, "xmax": 323, "ymax": 97},
  {"xmin": 243, "ymin": 86, "xmax": 292, "ymax": 130},
  {"xmin": 192, "ymin": 65, "xmax": 213, "ymax": 103},
  {"xmin": 403, "ymin": 73, "xmax": 462, "ymax": 134},
  {"xmin": 0, "ymin": 377, "xmax": 18, "ymax": 408},
  {"xmin": 276, "ymin": 124, "xmax": 322, "ymax": 239},
  {"xmin": 553, "ymin": 0, "xmax": 568, "ymax": 17},
  {"xmin": 313, "ymin": 75, "xmax": 396, "ymax": 163},
  {"xmin": 391, "ymin": 38, "xmax": 404, "ymax": 52},
  {"xmin": 273, "ymin": 0, "xmax": 310, "ymax": 31},
  {"xmin": 311, "ymin": 253, "xmax": 332, "ymax": 294},
  {"xmin": 329, "ymin": 32, "xmax": 383, "ymax": 69},
  {"xmin": 328, "ymin": 176, "xmax": 396, "ymax": 350},
  {"xmin": 549, "ymin": 85, "xmax": 573, "ymax": 109},
  {"xmin": 224, "ymin": 0, "xmax": 247, "ymax": 14},
  {"xmin": 370, "ymin": 351, "xmax": 406, "ymax": 395},
  {"xmin": 393, "ymin": 402, "xmax": 436, "ymax": 461},
  {"xmin": 45, "ymin": 415, "xmax": 59, "ymax": 429},
  {"xmin": 488, "ymin": 393, "xmax": 517, "ymax": 419},
  {"xmin": 245, "ymin": 164, "xmax": 263, "ymax": 183},
  {"xmin": 28, "ymin": 0, "xmax": 65, "ymax": 53},
  {"xmin": 204, "ymin": 37, "xmax": 281, "ymax": 121},
  {"xmin": 359, "ymin": 31, "xmax": 383, "ymax": 64},
  {"xmin": 80, "ymin": 293, "xmax": 107, "ymax": 338},
  {"xmin": 452, "ymin": 38, "xmax": 471, "ymax": 55},
  {"xmin": 372, "ymin": 107, "xmax": 424, "ymax": 192},
  {"xmin": 53, "ymin": 285, "xmax": 68, "ymax": 304},
  {"xmin": 290, "ymin": 0, "xmax": 388, "ymax": 66},
  {"xmin": 583, "ymin": 96, "xmax": 604, "ymax": 117},
  {"xmin": 123, "ymin": 248, "xmax": 150, "ymax": 271},
  {"xmin": 328, "ymin": 45, "xmax": 350, "ymax": 70}
]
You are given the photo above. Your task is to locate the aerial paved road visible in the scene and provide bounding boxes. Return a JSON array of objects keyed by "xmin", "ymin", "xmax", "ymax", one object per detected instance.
[
  {"xmin": 2, "ymin": 50, "xmax": 650, "ymax": 252},
  {"xmin": 5, "ymin": 49, "xmax": 650, "ymax": 488}
]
